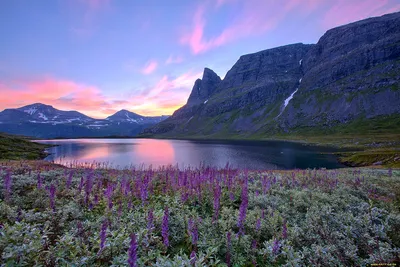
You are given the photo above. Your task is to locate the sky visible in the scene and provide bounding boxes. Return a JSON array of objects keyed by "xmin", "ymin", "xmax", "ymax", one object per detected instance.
[{"xmin": 0, "ymin": 0, "xmax": 399, "ymax": 118}]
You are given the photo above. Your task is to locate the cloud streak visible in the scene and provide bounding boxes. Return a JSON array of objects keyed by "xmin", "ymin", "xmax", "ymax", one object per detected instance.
[
  {"xmin": 180, "ymin": 0, "xmax": 399, "ymax": 54},
  {"xmin": 0, "ymin": 71, "xmax": 202, "ymax": 118},
  {"xmin": 141, "ymin": 60, "xmax": 158, "ymax": 75}
]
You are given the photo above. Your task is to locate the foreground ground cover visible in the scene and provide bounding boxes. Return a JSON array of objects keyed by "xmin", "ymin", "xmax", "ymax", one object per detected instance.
[{"xmin": 0, "ymin": 162, "xmax": 399, "ymax": 266}]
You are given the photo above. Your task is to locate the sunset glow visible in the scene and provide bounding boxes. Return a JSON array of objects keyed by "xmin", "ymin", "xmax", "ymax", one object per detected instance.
[{"xmin": 1, "ymin": 0, "xmax": 399, "ymax": 117}]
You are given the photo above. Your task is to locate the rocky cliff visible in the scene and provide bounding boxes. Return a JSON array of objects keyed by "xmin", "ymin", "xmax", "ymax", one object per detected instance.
[{"xmin": 143, "ymin": 12, "xmax": 400, "ymax": 138}]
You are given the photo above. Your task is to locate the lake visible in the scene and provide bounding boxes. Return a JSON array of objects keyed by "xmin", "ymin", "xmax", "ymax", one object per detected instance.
[{"xmin": 36, "ymin": 138, "xmax": 346, "ymax": 170}]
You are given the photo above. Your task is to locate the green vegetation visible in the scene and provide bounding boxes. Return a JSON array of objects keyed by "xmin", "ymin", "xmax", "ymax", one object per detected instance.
[
  {"xmin": 0, "ymin": 133, "xmax": 50, "ymax": 160},
  {"xmin": 1, "ymin": 163, "xmax": 399, "ymax": 266}
]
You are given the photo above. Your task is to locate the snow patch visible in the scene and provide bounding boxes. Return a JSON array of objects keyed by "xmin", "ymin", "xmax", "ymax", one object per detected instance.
[
  {"xmin": 276, "ymin": 88, "xmax": 299, "ymax": 118},
  {"xmin": 24, "ymin": 107, "xmax": 37, "ymax": 115},
  {"xmin": 299, "ymin": 78, "xmax": 302, "ymax": 83},
  {"xmin": 299, "ymin": 59, "xmax": 303, "ymax": 65},
  {"xmin": 38, "ymin": 113, "xmax": 48, "ymax": 120},
  {"xmin": 204, "ymin": 99, "xmax": 208, "ymax": 104},
  {"xmin": 187, "ymin": 116, "xmax": 194, "ymax": 123}
]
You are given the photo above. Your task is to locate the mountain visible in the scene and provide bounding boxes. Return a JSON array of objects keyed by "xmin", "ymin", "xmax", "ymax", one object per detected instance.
[
  {"xmin": 0, "ymin": 103, "xmax": 169, "ymax": 138},
  {"xmin": 143, "ymin": 12, "xmax": 400, "ymax": 138},
  {"xmin": 106, "ymin": 109, "xmax": 168, "ymax": 124}
]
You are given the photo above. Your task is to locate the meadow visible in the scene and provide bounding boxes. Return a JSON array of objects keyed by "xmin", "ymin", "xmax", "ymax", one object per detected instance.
[{"xmin": 1, "ymin": 161, "xmax": 399, "ymax": 266}]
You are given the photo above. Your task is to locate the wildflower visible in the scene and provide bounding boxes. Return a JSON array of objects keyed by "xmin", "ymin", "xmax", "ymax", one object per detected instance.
[
  {"xmin": 282, "ymin": 219, "xmax": 287, "ymax": 239},
  {"xmin": 272, "ymin": 238, "xmax": 281, "ymax": 255},
  {"xmin": 190, "ymin": 250, "xmax": 196, "ymax": 266},
  {"xmin": 128, "ymin": 233, "xmax": 138, "ymax": 267},
  {"xmin": 66, "ymin": 170, "xmax": 73, "ymax": 189},
  {"xmin": 49, "ymin": 184, "xmax": 56, "ymax": 211},
  {"xmin": 256, "ymin": 218, "xmax": 261, "ymax": 232},
  {"xmin": 237, "ymin": 178, "xmax": 248, "ymax": 236},
  {"xmin": 162, "ymin": 207, "xmax": 169, "ymax": 247},
  {"xmin": 188, "ymin": 218, "xmax": 199, "ymax": 246},
  {"xmin": 213, "ymin": 184, "xmax": 221, "ymax": 222},
  {"xmin": 99, "ymin": 220, "xmax": 108, "ymax": 253},
  {"xmin": 37, "ymin": 172, "xmax": 42, "ymax": 189},
  {"xmin": 3, "ymin": 170, "xmax": 11, "ymax": 201}
]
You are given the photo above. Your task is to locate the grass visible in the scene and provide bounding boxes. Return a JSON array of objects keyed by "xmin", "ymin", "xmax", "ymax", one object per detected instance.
[{"xmin": 0, "ymin": 132, "xmax": 50, "ymax": 160}]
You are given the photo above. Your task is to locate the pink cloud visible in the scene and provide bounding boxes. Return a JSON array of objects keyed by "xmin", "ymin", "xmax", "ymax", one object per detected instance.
[
  {"xmin": 127, "ymin": 71, "xmax": 203, "ymax": 115},
  {"xmin": 180, "ymin": 1, "xmax": 293, "ymax": 54},
  {"xmin": 165, "ymin": 55, "xmax": 184, "ymax": 65},
  {"xmin": 141, "ymin": 60, "xmax": 158, "ymax": 75},
  {"xmin": 0, "ymin": 77, "xmax": 118, "ymax": 118}
]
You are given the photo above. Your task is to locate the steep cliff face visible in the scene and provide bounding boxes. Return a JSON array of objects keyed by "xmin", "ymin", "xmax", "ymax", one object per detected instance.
[
  {"xmin": 278, "ymin": 11, "xmax": 400, "ymax": 131},
  {"xmin": 144, "ymin": 12, "xmax": 400, "ymax": 138}
]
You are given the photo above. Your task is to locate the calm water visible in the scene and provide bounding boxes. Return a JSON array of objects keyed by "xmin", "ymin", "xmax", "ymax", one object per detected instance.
[{"xmin": 36, "ymin": 138, "xmax": 346, "ymax": 170}]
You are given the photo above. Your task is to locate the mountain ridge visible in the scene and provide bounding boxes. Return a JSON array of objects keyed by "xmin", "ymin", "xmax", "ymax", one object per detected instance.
[
  {"xmin": 142, "ymin": 11, "xmax": 400, "ymax": 138},
  {"xmin": 0, "ymin": 103, "xmax": 169, "ymax": 138}
]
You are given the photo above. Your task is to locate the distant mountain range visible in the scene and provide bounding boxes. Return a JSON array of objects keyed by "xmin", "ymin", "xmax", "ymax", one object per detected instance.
[
  {"xmin": 0, "ymin": 103, "xmax": 169, "ymax": 138},
  {"xmin": 143, "ymin": 11, "xmax": 400, "ymax": 138}
]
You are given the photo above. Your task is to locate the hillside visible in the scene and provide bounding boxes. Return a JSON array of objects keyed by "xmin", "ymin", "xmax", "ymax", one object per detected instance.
[
  {"xmin": 0, "ymin": 133, "xmax": 49, "ymax": 160},
  {"xmin": 143, "ymin": 12, "xmax": 400, "ymax": 141}
]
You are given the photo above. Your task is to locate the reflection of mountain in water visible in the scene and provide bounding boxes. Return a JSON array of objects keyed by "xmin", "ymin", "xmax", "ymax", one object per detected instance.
[{"xmin": 41, "ymin": 139, "xmax": 345, "ymax": 170}]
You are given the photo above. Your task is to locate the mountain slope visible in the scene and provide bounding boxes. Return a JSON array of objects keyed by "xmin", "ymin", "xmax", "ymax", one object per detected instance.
[
  {"xmin": 0, "ymin": 104, "xmax": 168, "ymax": 138},
  {"xmin": 143, "ymin": 12, "xmax": 400, "ymax": 139}
]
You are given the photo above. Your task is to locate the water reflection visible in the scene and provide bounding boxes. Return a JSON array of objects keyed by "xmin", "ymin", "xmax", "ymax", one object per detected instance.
[{"xmin": 37, "ymin": 138, "xmax": 346, "ymax": 170}]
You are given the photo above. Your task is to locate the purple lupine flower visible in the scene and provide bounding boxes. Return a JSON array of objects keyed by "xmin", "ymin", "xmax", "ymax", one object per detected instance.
[
  {"xmin": 251, "ymin": 239, "xmax": 257, "ymax": 250},
  {"xmin": 226, "ymin": 231, "xmax": 232, "ymax": 267},
  {"xmin": 147, "ymin": 209, "xmax": 154, "ymax": 234},
  {"xmin": 66, "ymin": 170, "xmax": 73, "ymax": 189},
  {"xmin": 84, "ymin": 172, "xmax": 93, "ymax": 205},
  {"xmin": 99, "ymin": 220, "xmax": 108, "ymax": 253},
  {"xmin": 282, "ymin": 219, "xmax": 287, "ymax": 239},
  {"xmin": 272, "ymin": 238, "xmax": 281, "ymax": 255},
  {"xmin": 128, "ymin": 233, "xmax": 138, "ymax": 267},
  {"xmin": 105, "ymin": 183, "xmax": 114, "ymax": 210},
  {"xmin": 237, "ymin": 179, "xmax": 248, "ymax": 236},
  {"xmin": 3, "ymin": 170, "xmax": 12, "ymax": 201},
  {"xmin": 213, "ymin": 184, "xmax": 222, "ymax": 222},
  {"xmin": 78, "ymin": 176, "xmax": 84, "ymax": 192},
  {"xmin": 49, "ymin": 184, "xmax": 56, "ymax": 211},
  {"xmin": 188, "ymin": 218, "xmax": 199, "ymax": 246},
  {"xmin": 256, "ymin": 218, "xmax": 261, "ymax": 232},
  {"xmin": 190, "ymin": 250, "xmax": 196, "ymax": 266},
  {"xmin": 388, "ymin": 168, "xmax": 392, "ymax": 177},
  {"xmin": 162, "ymin": 207, "xmax": 169, "ymax": 247},
  {"xmin": 37, "ymin": 173, "xmax": 42, "ymax": 189}
]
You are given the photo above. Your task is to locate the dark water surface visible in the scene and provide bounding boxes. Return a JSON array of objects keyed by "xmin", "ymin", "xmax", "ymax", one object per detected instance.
[{"xmin": 36, "ymin": 138, "xmax": 346, "ymax": 170}]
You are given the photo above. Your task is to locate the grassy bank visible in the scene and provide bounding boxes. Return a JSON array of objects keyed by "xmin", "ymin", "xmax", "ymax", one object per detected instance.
[{"xmin": 0, "ymin": 133, "xmax": 50, "ymax": 160}]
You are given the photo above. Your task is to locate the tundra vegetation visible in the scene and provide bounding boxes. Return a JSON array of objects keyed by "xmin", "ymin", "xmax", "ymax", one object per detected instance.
[{"xmin": 1, "ymin": 161, "xmax": 399, "ymax": 266}]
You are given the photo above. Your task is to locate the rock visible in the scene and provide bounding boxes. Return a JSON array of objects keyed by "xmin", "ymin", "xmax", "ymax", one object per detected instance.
[
  {"xmin": 373, "ymin": 161, "xmax": 383, "ymax": 166},
  {"xmin": 143, "ymin": 11, "xmax": 400, "ymax": 138}
]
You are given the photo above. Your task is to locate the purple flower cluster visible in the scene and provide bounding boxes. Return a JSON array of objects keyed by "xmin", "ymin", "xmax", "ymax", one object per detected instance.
[
  {"xmin": 213, "ymin": 184, "xmax": 222, "ymax": 222},
  {"xmin": 48, "ymin": 184, "xmax": 56, "ymax": 211},
  {"xmin": 37, "ymin": 172, "xmax": 42, "ymax": 189},
  {"xmin": 282, "ymin": 219, "xmax": 287, "ymax": 239},
  {"xmin": 99, "ymin": 219, "xmax": 108, "ymax": 253},
  {"xmin": 188, "ymin": 218, "xmax": 199, "ymax": 246},
  {"xmin": 237, "ymin": 177, "xmax": 248, "ymax": 236},
  {"xmin": 3, "ymin": 170, "xmax": 12, "ymax": 201},
  {"xmin": 162, "ymin": 207, "xmax": 169, "ymax": 247},
  {"xmin": 128, "ymin": 233, "xmax": 138, "ymax": 267}
]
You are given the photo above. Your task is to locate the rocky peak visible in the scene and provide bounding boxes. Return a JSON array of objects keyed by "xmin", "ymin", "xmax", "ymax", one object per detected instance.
[{"xmin": 186, "ymin": 68, "xmax": 221, "ymax": 106}]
